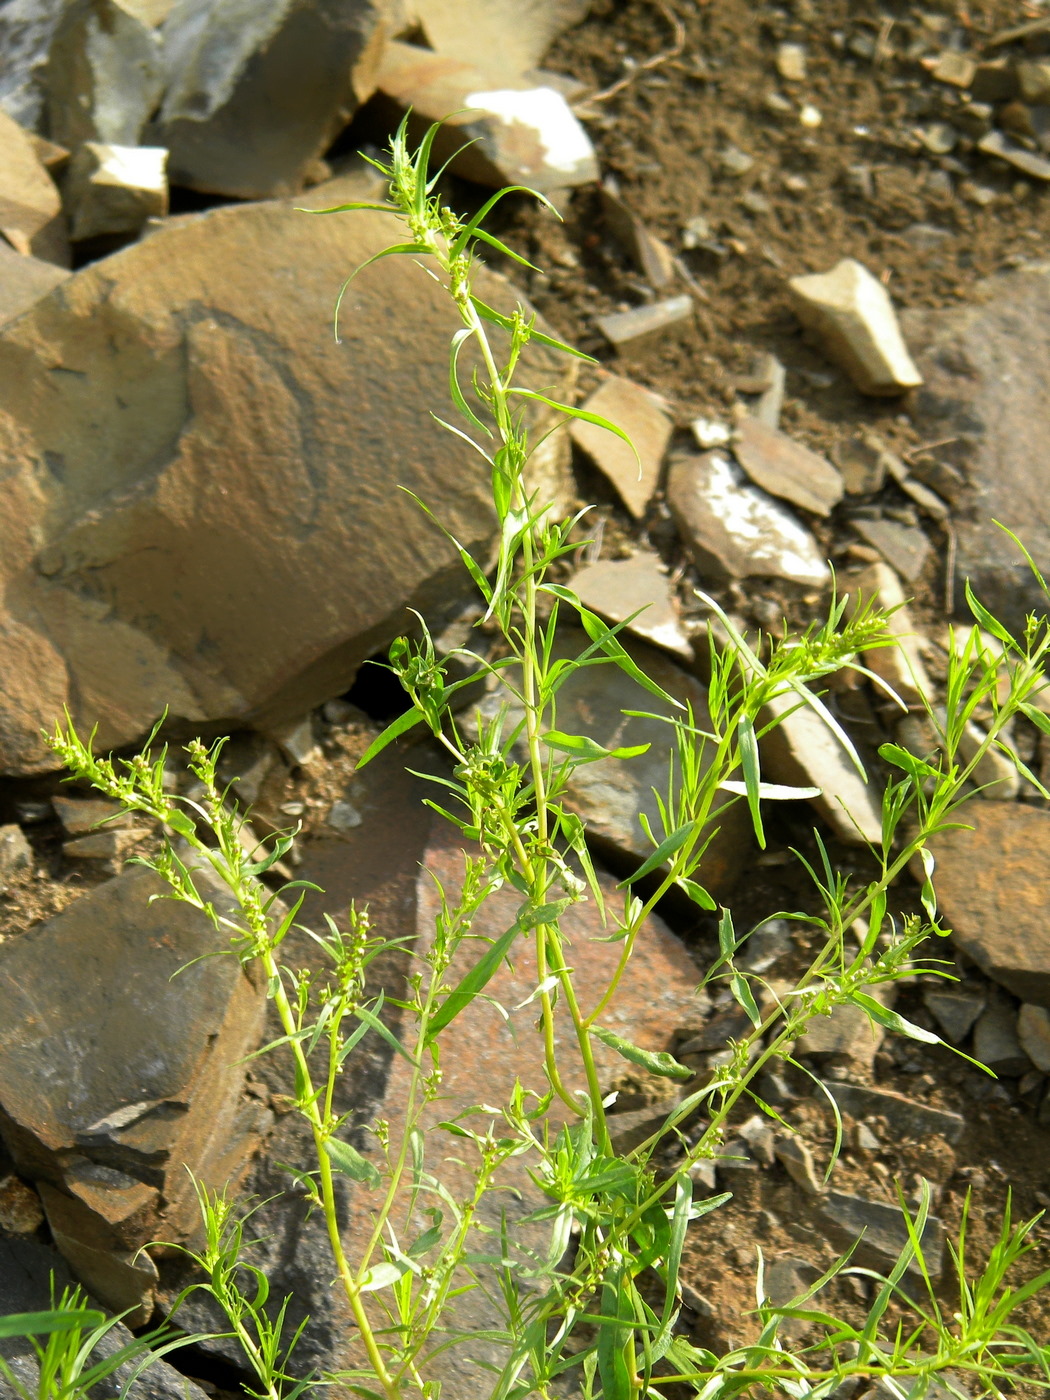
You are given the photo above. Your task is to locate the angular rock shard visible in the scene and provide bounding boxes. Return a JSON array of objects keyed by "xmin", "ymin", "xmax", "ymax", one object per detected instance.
[
  {"xmin": 45, "ymin": 0, "xmax": 163, "ymax": 150},
  {"xmin": 0, "ymin": 240, "xmax": 67, "ymax": 327},
  {"xmin": 376, "ymin": 41, "xmax": 598, "ymax": 193},
  {"xmin": 570, "ymin": 373, "xmax": 672, "ymax": 518},
  {"xmin": 410, "ymin": 0, "xmax": 592, "ymax": 78},
  {"xmin": 904, "ymin": 265, "xmax": 1050, "ymax": 630},
  {"xmin": 667, "ymin": 449, "xmax": 830, "ymax": 587},
  {"xmin": 788, "ymin": 257, "xmax": 923, "ymax": 396},
  {"xmin": 63, "ymin": 142, "xmax": 168, "ymax": 240},
  {"xmin": 571, "ymin": 551, "xmax": 692, "ymax": 660},
  {"xmin": 0, "ymin": 107, "xmax": 67, "ymax": 264},
  {"xmin": 0, "ymin": 864, "xmax": 268, "ymax": 1317},
  {"xmin": 157, "ymin": 0, "xmax": 387, "ymax": 198},
  {"xmin": 733, "ymin": 416, "xmax": 843, "ymax": 517},
  {"xmin": 0, "ymin": 173, "xmax": 571, "ymax": 774}
]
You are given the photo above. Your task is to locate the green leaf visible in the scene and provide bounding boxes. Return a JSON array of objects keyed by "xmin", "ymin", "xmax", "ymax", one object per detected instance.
[
  {"xmin": 730, "ymin": 971, "xmax": 762, "ymax": 1029},
  {"xmin": 618, "ymin": 820, "xmax": 698, "ymax": 886},
  {"xmin": 964, "ymin": 579, "xmax": 1015, "ymax": 648},
  {"xmin": 359, "ymin": 1262, "xmax": 408, "ymax": 1293},
  {"xmin": 324, "ymin": 1137, "xmax": 381, "ymax": 1190},
  {"xmin": 593, "ymin": 1026, "xmax": 693, "ymax": 1081},
  {"xmin": 675, "ymin": 878, "xmax": 716, "ymax": 910},
  {"xmin": 352, "ymin": 1004, "xmax": 420, "ymax": 1068},
  {"xmin": 542, "ymin": 730, "xmax": 651, "ymax": 763},
  {"xmin": 517, "ymin": 897, "xmax": 573, "ymax": 931},
  {"xmin": 423, "ymin": 915, "xmax": 523, "ymax": 1047},
  {"xmin": 849, "ymin": 991, "xmax": 942, "ymax": 1045},
  {"xmin": 0, "ymin": 1309, "xmax": 105, "ymax": 1339},
  {"xmin": 470, "ymin": 294, "xmax": 597, "ymax": 362},
  {"xmin": 355, "ymin": 707, "xmax": 425, "ymax": 769},
  {"xmin": 542, "ymin": 584, "xmax": 681, "ymax": 707},
  {"xmin": 737, "ymin": 714, "xmax": 765, "ymax": 849}
]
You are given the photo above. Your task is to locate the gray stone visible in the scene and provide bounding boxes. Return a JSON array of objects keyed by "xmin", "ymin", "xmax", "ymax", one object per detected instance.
[
  {"xmin": 45, "ymin": 0, "xmax": 162, "ymax": 150},
  {"xmin": 0, "ymin": 240, "xmax": 68, "ymax": 328},
  {"xmin": 63, "ymin": 142, "xmax": 168, "ymax": 241},
  {"xmin": 930, "ymin": 51, "xmax": 976, "ymax": 88},
  {"xmin": 826, "ymin": 1083, "xmax": 965, "ymax": 1144},
  {"xmin": 977, "ymin": 129, "xmax": 1050, "ymax": 181},
  {"xmin": 737, "ymin": 1114, "xmax": 776, "ymax": 1166},
  {"xmin": 903, "ymin": 264, "xmax": 1050, "ymax": 629},
  {"xmin": 599, "ymin": 182, "xmax": 676, "ymax": 289},
  {"xmin": 1018, "ymin": 1003, "xmax": 1050, "ymax": 1072},
  {"xmin": 739, "ymin": 352, "xmax": 786, "ymax": 429},
  {"xmin": 157, "ymin": 0, "xmax": 387, "ymax": 198},
  {"xmin": 733, "ymin": 417, "xmax": 843, "ymax": 517},
  {"xmin": 0, "ymin": 0, "xmax": 65, "ymax": 131},
  {"xmin": 819, "ymin": 1190, "xmax": 944, "ymax": 1278},
  {"xmin": 596, "ymin": 295, "xmax": 693, "ymax": 349},
  {"xmin": 571, "ymin": 552, "xmax": 692, "ymax": 661},
  {"xmin": 774, "ymin": 1134, "xmax": 823, "ymax": 1194},
  {"xmin": 788, "ymin": 259, "xmax": 923, "ymax": 396},
  {"xmin": 973, "ymin": 992, "xmax": 1031, "ymax": 1076},
  {"xmin": 925, "ymin": 802, "xmax": 1050, "ymax": 1007},
  {"xmin": 0, "ymin": 173, "xmax": 571, "ymax": 774},
  {"xmin": 0, "ymin": 863, "xmax": 268, "ymax": 1318},
  {"xmin": 850, "ymin": 517, "xmax": 930, "ymax": 582},
  {"xmin": 376, "ymin": 42, "xmax": 598, "ymax": 194},
  {"xmin": 0, "ymin": 1235, "xmax": 212, "ymax": 1400},
  {"xmin": 833, "ymin": 432, "xmax": 889, "ymax": 496},
  {"xmin": 667, "ymin": 449, "xmax": 830, "ymax": 587},
  {"xmin": 922, "ymin": 988, "xmax": 985, "ymax": 1043},
  {"xmin": 570, "ymin": 374, "xmax": 672, "ymax": 518},
  {"xmin": 0, "ymin": 824, "xmax": 31, "ymax": 884},
  {"xmin": 792, "ymin": 983, "xmax": 895, "ymax": 1070}
]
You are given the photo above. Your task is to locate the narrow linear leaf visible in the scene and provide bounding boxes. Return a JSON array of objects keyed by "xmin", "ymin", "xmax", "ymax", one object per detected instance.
[
  {"xmin": 717, "ymin": 780, "xmax": 821, "ymax": 800},
  {"xmin": 737, "ymin": 714, "xmax": 765, "ymax": 849},
  {"xmin": 355, "ymin": 707, "xmax": 425, "ymax": 769},
  {"xmin": 543, "ymin": 730, "xmax": 650, "ymax": 763},
  {"xmin": 618, "ymin": 820, "xmax": 698, "ymax": 886},
  {"xmin": 0, "ymin": 1309, "xmax": 106, "ymax": 1339},
  {"xmin": 424, "ymin": 916, "xmax": 523, "ymax": 1047}
]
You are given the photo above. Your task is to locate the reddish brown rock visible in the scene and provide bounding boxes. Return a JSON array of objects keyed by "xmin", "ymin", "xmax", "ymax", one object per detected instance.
[
  {"xmin": 926, "ymin": 802, "xmax": 1050, "ymax": 1007},
  {"xmin": 733, "ymin": 417, "xmax": 843, "ymax": 517},
  {"xmin": 572, "ymin": 551, "xmax": 692, "ymax": 660},
  {"xmin": 0, "ymin": 170, "xmax": 571, "ymax": 774}
]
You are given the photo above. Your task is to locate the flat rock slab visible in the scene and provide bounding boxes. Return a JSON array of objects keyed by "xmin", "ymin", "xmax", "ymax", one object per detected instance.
[
  {"xmin": 819, "ymin": 1190, "xmax": 944, "ymax": 1278},
  {"xmin": 570, "ymin": 373, "xmax": 672, "ymax": 518},
  {"xmin": 904, "ymin": 264, "xmax": 1050, "ymax": 629},
  {"xmin": 411, "ymin": 0, "xmax": 592, "ymax": 77},
  {"xmin": 825, "ymin": 1083, "xmax": 965, "ymax": 1144},
  {"xmin": 571, "ymin": 551, "xmax": 692, "ymax": 660},
  {"xmin": 0, "ymin": 864, "xmax": 267, "ymax": 1315},
  {"xmin": 925, "ymin": 801, "xmax": 1050, "ymax": 1007},
  {"xmin": 733, "ymin": 417, "xmax": 843, "ymax": 517},
  {"xmin": 0, "ymin": 175, "xmax": 570, "ymax": 774},
  {"xmin": 157, "ymin": 0, "xmax": 386, "ymax": 198},
  {"xmin": 668, "ymin": 449, "xmax": 830, "ymax": 587}
]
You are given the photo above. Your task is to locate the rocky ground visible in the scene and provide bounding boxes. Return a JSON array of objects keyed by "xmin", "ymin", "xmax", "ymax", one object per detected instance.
[{"xmin": 2, "ymin": 0, "xmax": 1050, "ymax": 1394}]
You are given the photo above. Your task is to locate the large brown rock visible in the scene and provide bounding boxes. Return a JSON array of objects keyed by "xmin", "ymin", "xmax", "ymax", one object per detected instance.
[
  {"xmin": 0, "ymin": 171, "xmax": 571, "ymax": 774},
  {"xmin": 926, "ymin": 801, "xmax": 1050, "ymax": 1007},
  {"xmin": 409, "ymin": 0, "xmax": 592, "ymax": 77},
  {"xmin": 0, "ymin": 864, "xmax": 269, "ymax": 1319},
  {"xmin": 156, "ymin": 0, "xmax": 388, "ymax": 198},
  {"xmin": 904, "ymin": 266, "xmax": 1050, "ymax": 629},
  {"xmin": 0, "ymin": 239, "xmax": 68, "ymax": 326}
]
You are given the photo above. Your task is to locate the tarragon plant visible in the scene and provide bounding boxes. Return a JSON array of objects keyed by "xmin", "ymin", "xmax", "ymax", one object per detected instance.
[{"xmin": 27, "ymin": 120, "xmax": 1050, "ymax": 1399}]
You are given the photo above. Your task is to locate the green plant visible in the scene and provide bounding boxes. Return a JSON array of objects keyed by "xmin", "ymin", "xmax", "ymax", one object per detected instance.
[
  {"xmin": 30, "ymin": 120, "xmax": 1050, "ymax": 1398},
  {"xmin": 0, "ymin": 1283, "xmax": 193, "ymax": 1400}
]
